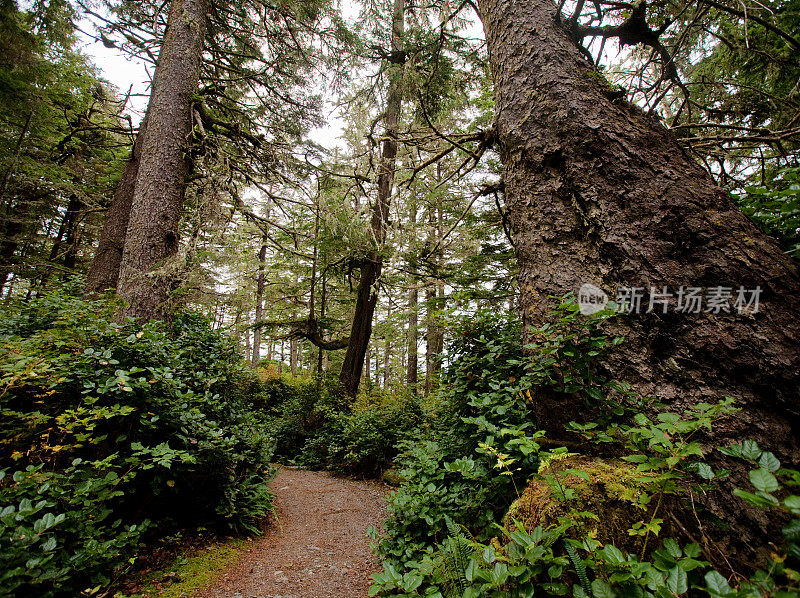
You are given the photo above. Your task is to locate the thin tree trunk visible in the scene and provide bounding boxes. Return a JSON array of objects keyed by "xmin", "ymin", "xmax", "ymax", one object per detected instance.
[
  {"xmin": 384, "ymin": 301, "xmax": 392, "ymax": 388},
  {"xmin": 47, "ymin": 209, "xmax": 68, "ymax": 266},
  {"xmin": 0, "ymin": 110, "xmax": 33, "ymax": 209},
  {"xmin": 317, "ymin": 271, "xmax": 327, "ymax": 376},
  {"xmin": 339, "ymin": 0, "xmax": 405, "ymax": 397},
  {"xmin": 424, "ymin": 196, "xmax": 444, "ymax": 396},
  {"xmin": 365, "ymin": 339, "xmax": 371, "ymax": 385},
  {"xmin": 478, "ymin": 0, "xmax": 800, "ymax": 452},
  {"xmin": 290, "ymin": 319, "xmax": 298, "ymax": 376},
  {"xmin": 116, "ymin": 0, "xmax": 209, "ymax": 320},
  {"xmin": 0, "ymin": 198, "xmax": 32, "ymax": 296},
  {"xmin": 252, "ymin": 234, "xmax": 268, "ymax": 369},
  {"xmin": 244, "ymin": 318, "xmax": 251, "ymax": 364},
  {"xmin": 407, "ymin": 197, "xmax": 419, "ymax": 394},
  {"xmin": 61, "ymin": 193, "xmax": 83, "ymax": 273},
  {"xmin": 85, "ymin": 115, "xmax": 148, "ymax": 294}
]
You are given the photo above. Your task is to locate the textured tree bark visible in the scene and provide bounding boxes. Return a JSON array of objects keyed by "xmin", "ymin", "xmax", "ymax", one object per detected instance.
[
  {"xmin": 339, "ymin": 0, "xmax": 405, "ymax": 396},
  {"xmin": 478, "ymin": 0, "xmax": 800, "ymax": 456},
  {"xmin": 116, "ymin": 0, "xmax": 209, "ymax": 321},
  {"xmin": 365, "ymin": 341, "xmax": 371, "ymax": 384},
  {"xmin": 85, "ymin": 115, "xmax": 148, "ymax": 294}
]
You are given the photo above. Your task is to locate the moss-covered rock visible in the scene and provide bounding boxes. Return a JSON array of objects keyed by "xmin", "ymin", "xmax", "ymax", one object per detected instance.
[
  {"xmin": 504, "ymin": 455, "xmax": 663, "ymax": 550},
  {"xmin": 382, "ymin": 467, "xmax": 405, "ymax": 487}
]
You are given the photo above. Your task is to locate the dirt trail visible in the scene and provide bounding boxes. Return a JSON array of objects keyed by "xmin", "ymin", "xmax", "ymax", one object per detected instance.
[{"xmin": 194, "ymin": 467, "xmax": 389, "ymax": 598}]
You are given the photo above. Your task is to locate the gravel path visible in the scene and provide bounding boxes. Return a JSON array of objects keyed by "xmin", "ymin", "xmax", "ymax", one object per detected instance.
[{"xmin": 194, "ymin": 467, "xmax": 389, "ymax": 598}]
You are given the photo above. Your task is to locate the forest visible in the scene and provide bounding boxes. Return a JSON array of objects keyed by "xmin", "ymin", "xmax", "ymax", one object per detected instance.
[{"xmin": 0, "ymin": 0, "xmax": 798, "ymax": 596}]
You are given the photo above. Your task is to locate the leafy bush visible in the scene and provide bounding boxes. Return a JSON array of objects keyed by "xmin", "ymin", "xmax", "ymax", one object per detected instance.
[
  {"xmin": 735, "ymin": 166, "xmax": 800, "ymax": 258},
  {"xmin": 263, "ymin": 374, "xmax": 421, "ymax": 477},
  {"xmin": 0, "ymin": 287, "xmax": 275, "ymax": 596},
  {"xmin": 298, "ymin": 392, "xmax": 422, "ymax": 477},
  {"xmin": 261, "ymin": 374, "xmax": 347, "ymax": 462},
  {"xmin": 376, "ymin": 303, "xmax": 618, "ymax": 565}
]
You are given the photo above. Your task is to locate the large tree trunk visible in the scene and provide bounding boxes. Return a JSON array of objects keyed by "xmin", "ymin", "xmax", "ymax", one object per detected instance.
[
  {"xmin": 116, "ymin": 0, "xmax": 209, "ymax": 321},
  {"xmin": 85, "ymin": 115, "xmax": 148, "ymax": 294},
  {"xmin": 478, "ymin": 0, "xmax": 800, "ymax": 454},
  {"xmin": 339, "ymin": 0, "xmax": 405, "ymax": 397}
]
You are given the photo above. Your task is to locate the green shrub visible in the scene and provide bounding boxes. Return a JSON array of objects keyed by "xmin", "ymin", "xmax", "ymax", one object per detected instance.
[
  {"xmin": 261, "ymin": 374, "xmax": 347, "ymax": 462},
  {"xmin": 377, "ymin": 302, "xmax": 618, "ymax": 566},
  {"xmin": 263, "ymin": 372, "xmax": 421, "ymax": 477},
  {"xmin": 299, "ymin": 393, "xmax": 422, "ymax": 477},
  {"xmin": 735, "ymin": 166, "xmax": 800, "ymax": 258},
  {"xmin": 0, "ymin": 287, "xmax": 275, "ymax": 596}
]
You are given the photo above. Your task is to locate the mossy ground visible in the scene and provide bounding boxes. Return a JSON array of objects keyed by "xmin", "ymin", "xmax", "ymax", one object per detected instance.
[
  {"xmin": 118, "ymin": 538, "xmax": 246, "ymax": 598},
  {"xmin": 504, "ymin": 455, "xmax": 663, "ymax": 550}
]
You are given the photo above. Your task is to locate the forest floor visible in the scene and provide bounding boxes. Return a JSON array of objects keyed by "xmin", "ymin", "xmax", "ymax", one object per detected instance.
[{"xmin": 191, "ymin": 467, "xmax": 390, "ymax": 598}]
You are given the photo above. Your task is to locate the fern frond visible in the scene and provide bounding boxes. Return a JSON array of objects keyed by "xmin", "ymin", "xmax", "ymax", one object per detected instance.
[
  {"xmin": 564, "ymin": 539, "xmax": 592, "ymax": 597},
  {"xmin": 432, "ymin": 517, "xmax": 477, "ymax": 598}
]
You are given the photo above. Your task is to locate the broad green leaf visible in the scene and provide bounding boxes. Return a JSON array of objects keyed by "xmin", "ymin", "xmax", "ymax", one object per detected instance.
[
  {"xmin": 683, "ymin": 543, "xmax": 701, "ymax": 558},
  {"xmin": 733, "ymin": 488, "xmax": 778, "ymax": 508},
  {"xmin": 749, "ymin": 468, "xmax": 779, "ymax": 493},
  {"xmin": 591, "ymin": 579, "xmax": 617, "ymax": 598},
  {"xmin": 783, "ymin": 495, "xmax": 800, "ymax": 515},
  {"xmin": 663, "ymin": 538, "xmax": 682, "ymax": 559},
  {"xmin": 666, "ymin": 566, "xmax": 688, "ymax": 594},
  {"xmin": 705, "ymin": 570, "xmax": 733, "ymax": 597},
  {"xmin": 602, "ymin": 544, "xmax": 626, "ymax": 564},
  {"xmin": 695, "ymin": 463, "xmax": 715, "ymax": 480},
  {"xmin": 741, "ymin": 440, "xmax": 761, "ymax": 460},
  {"xmin": 757, "ymin": 452, "xmax": 780, "ymax": 472}
]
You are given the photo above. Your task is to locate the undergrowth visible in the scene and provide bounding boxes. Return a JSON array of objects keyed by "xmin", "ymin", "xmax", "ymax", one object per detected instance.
[
  {"xmin": 0, "ymin": 286, "xmax": 275, "ymax": 596},
  {"xmin": 368, "ymin": 300, "xmax": 800, "ymax": 597},
  {"xmin": 263, "ymin": 375, "xmax": 421, "ymax": 478}
]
